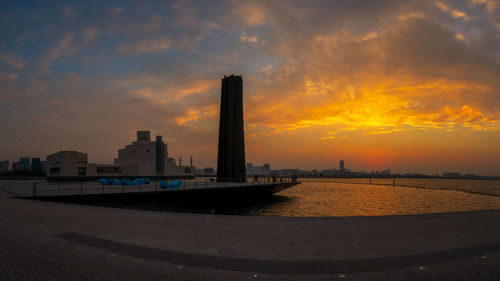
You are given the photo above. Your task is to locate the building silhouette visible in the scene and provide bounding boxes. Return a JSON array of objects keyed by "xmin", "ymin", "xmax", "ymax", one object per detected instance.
[
  {"xmin": 20, "ymin": 157, "xmax": 31, "ymax": 171},
  {"xmin": 31, "ymin": 158, "xmax": 44, "ymax": 175},
  {"xmin": 340, "ymin": 160, "xmax": 344, "ymax": 171},
  {"xmin": 217, "ymin": 75, "xmax": 246, "ymax": 182},
  {"xmin": 0, "ymin": 161, "xmax": 9, "ymax": 173}
]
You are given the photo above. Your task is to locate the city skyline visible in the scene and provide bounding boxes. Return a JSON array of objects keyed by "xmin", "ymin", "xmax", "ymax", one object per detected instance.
[{"xmin": 1, "ymin": 1, "xmax": 499, "ymax": 175}]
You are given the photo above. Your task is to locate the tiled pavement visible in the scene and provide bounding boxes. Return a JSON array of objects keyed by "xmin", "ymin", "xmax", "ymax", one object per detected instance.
[{"xmin": 1, "ymin": 181, "xmax": 500, "ymax": 280}]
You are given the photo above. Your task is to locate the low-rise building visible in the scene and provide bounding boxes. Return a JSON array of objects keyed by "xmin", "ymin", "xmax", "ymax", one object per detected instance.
[
  {"xmin": 46, "ymin": 130, "xmax": 195, "ymax": 178},
  {"xmin": 46, "ymin": 151, "xmax": 89, "ymax": 177},
  {"xmin": 246, "ymin": 163, "xmax": 271, "ymax": 176},
  {"xmin": 114, "ymin": 131, "xmax": 194, "ymax": 177}
]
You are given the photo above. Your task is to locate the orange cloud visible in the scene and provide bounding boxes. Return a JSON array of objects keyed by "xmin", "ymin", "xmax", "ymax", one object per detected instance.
[
  {"xmin": 175, "ymin": 104, "xmax": 218, "ymax": 125},
  {"xmin": 246, "ymin": 77, "xmax": 498, "ymax": 139},
  {"xmin": 435, "ymin": 1, "xmax": 471, "ymax": 20}
]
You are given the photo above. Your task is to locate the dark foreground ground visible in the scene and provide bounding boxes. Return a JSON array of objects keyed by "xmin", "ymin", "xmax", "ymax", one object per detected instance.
[{"xmin": 1, "ymin": 182, "xmax": 500, "ymax": 281}]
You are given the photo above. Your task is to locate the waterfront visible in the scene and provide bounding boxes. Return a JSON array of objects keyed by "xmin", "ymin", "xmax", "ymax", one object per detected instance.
[
  {"xmin": 259, "ymin": 178, "xmax": 500, "ymax": 217},
  {"xmin": 1, "ymin": 183, "xmax": 500, "ymax": 280},
  {"xmin": 4, "ymin": 178, "xmax": 500, "ymax": 217}
]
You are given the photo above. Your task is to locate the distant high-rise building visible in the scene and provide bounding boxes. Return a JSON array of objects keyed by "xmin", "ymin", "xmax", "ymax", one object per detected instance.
[
  {"xmin": 380, "ymin": 169, "xmax": 391, "ymax": 176},
  {"xmin": 263, "ymin": 163, "xmax": 270, "ymax": 171},
  {"xmin": 246, "ymin": 163, "xmax": 254, "ymax": 175},
  {"xmin": 0, "ymin": 161, "xmax": 9, "ymax": 173},
  {"xmin": 217, "ymin": 75, "xmax": 246, "ymax": 182},
  {"xmin": 11, "ymin": 161, "xmax": 20, "ymax": 171},
  {"xmin": 339, "ymin": 160, "xmax": 344, "ymax": 171},
  {"xmin": 20, "ymin": 157, "xmax": 31, "ymax": 171},
  {"xmin": 31, "ymin": 158, "xmax": 44, "ymax": 175}
]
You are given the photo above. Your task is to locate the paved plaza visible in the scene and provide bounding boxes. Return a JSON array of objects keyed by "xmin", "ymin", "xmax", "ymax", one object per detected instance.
[{"xmin": 1, "ymin": 180, "xmax": 500, "ymax": 280}]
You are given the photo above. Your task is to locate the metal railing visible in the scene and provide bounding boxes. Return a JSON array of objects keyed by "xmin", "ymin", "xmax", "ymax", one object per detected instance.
[{"xmin": 29, "ymin": 177, "xmax": 299, "ymax": 197}]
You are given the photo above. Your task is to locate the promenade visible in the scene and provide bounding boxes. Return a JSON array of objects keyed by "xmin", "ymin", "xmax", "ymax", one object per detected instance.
[
  {"xmin": 1, "ymin": 180, "xmax": 500, "ymax": 280},
  {"xmin": 6, "ymin": 178, "xmax": 296, "ymax": 198}
]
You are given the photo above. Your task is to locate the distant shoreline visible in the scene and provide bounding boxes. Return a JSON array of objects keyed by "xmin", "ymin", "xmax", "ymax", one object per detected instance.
[{"xmin": 2, "ymin": 175, "xmax": 500, "ymax": 181}]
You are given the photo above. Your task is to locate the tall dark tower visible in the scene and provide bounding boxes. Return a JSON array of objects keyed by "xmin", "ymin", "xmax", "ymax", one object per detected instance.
[{"xmin": 217, "ymin": 75, "xmax": 246, "ymax": 182}]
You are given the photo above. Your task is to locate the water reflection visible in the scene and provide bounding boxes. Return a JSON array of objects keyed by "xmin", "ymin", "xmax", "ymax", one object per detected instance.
[{"xmin": 268, "ymin": 180, "xmax": 500, "ymax": 216}]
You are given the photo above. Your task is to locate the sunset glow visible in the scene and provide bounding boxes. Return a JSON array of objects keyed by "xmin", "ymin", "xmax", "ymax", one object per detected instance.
[{"xmin": 1, "ymin": 0, "xmax": 499, "ymax": 175}]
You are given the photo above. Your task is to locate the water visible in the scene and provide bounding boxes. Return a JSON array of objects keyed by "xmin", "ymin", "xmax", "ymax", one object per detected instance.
[
  {"xmin": 331, "ymin": 177, "xmax": 500, "ymax": 196},
  {"xmin": 250, "ymin": 178, "xmax": 500, "ymax": 217}
]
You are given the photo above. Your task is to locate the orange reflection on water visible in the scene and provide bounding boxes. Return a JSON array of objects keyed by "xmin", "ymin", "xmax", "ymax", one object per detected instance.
[{"xmin": 260, "ymin": 179, "xmax": 500, "ymax": 217}]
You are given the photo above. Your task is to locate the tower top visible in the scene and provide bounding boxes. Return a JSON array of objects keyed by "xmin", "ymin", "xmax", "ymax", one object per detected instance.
[{"xmin": 223, "ymin": 74, "xmax": 241, "ymax": 79}]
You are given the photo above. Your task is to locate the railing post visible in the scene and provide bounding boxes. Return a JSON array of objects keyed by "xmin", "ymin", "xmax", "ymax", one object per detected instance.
[
  {"xmin": 155, "ymin": 180, "xmax": 158, "ymax": 191},
  {"xmin": 140, "ymin": 182, "xmax": 142, "ymax": 192},
  {"xmin": 32, "ymin": 182, "xmax": 36, "ymax": 197},
  {"xmin": 80, "ymin": 182, "xmax": 83, "ymax": 195},
  {"xmin": 58, "ymin": 183, "xmax": 60, "ymax": 195},
  {"xmin": 102, "ymin": 183, "xmax": 104, "ymax": 193},
  {"xmin": 122, "ymin": 182, "xmax": 124, "ymax": 192},
  {"xmin": 183, "ymin": 179, "xmax": 186, "ymax": 189}
]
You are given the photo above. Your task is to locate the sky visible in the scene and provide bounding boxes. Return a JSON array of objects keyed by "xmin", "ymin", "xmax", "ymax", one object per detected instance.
[{"xmin": 0, "ymin": 0, "xmax": 499, "ymax": 175}]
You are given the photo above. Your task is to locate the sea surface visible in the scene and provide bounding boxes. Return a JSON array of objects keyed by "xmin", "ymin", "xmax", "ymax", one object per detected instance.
[{"xmin": 247, "ymin": 178, "xmax": 500, "ymax": 217}]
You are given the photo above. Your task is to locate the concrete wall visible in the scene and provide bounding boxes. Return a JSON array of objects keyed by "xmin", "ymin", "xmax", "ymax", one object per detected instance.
[
  {"xmin": 46, "ymin": 151, "xmax": 87, "ymax": 177},
  {"xmin": 114, "ymin": 140, "xmax": 166, "ymax": 176}
]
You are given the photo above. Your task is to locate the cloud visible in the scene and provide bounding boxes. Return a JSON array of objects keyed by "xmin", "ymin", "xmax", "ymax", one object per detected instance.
[
  {"xmin": 469, "ymin": 0, "xmax": 500, "ymax": 27},
  {"xmin": 114, "ymin": 74, "xmax": 217, "ymax": 102},
  {"xmin": 42, "ymin": 28, "xmax": 99, "ymax": 68},
  {"xmin": 235, "ymin": 2, "xmax": 269, "ymax": 26},
  {"xmin": 239, "ymin": 32, "xmax": 259, "ymax": 43},
  {"xmin": 0, "ymin": 52, "xmax": 23, "ymax": 70},
  {"xmin": 0, "ymin": 73, "xmax": 18, "ymax": 80},
  {"xmin": 45, "ymin": 33, "xmax": 75, "ymax": 60},
  {"xmin": 435, "ymin": 1, "xmax": 471, "ymax": 20},
  {"xmin": 175, "ymin": 104, "xmax": 218, "ymax": 126},
  {"xmin": 241, "ymin": 16, "xmax": 499, "ymax": 140},
  {"xmin": 110, "ymin": 6, "xmax": 124, "ymax": 15},
  {"xmin": 118, "ymin": 37, "xmax": 172, "ymax": 54},
  {"xmin": 1, "ymin": 0, "xmax": 499, "ymax": 173},
  {"xmin": 84, "ymin": 28, "xmax": 99, "ymax": 43}
]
